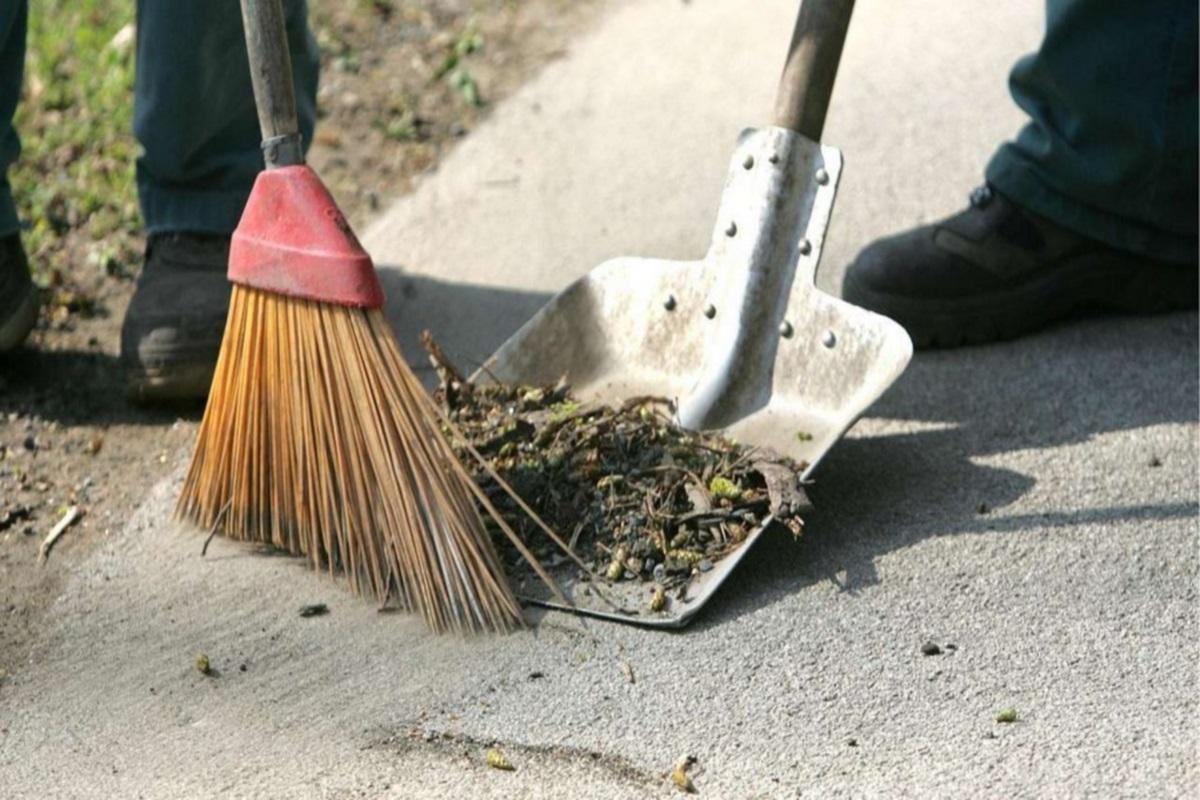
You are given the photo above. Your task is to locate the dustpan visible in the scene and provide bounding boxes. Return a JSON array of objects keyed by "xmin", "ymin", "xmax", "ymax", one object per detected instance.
[{"xmin": 479, "ymin": 0, "xmax": 912, "ymax": 626}]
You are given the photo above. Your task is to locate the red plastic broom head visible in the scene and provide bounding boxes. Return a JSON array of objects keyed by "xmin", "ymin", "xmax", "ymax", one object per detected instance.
[{"xmin": 229, "ymin": 165, "xmax": 384, "ymax": 308}]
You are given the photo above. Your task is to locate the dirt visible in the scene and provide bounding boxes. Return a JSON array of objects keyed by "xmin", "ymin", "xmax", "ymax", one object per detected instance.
[
  {"xmin": 0, "ymin": 0, "xmax": 604, "ymax": 681},
  {"xmin": 429, "ymin": 342, "xmax": 808, "ymax": 620}
]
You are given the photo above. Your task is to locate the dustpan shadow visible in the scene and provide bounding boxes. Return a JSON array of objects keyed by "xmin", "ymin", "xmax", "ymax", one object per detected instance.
[
  {"xmin": 686, "ymin": 311, "xmax": 1199, "ymax": 632},
  {"xmin": 373, "ymin": 272, "xmax": 1197, "ymax": 633}
]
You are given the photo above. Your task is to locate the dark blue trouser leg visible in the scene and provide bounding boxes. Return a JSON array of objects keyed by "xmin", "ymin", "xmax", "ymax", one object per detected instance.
[
  {"xmin": 986, "ymin": 0, "xmax": 1198, "ymax": 263},
  {"xmin": 134, "ymin": 0, "xmax": 319, "ymax": 235},
  {"xmin": 0, "ymin": 1, "xmax": 25, "ymax": 238}
]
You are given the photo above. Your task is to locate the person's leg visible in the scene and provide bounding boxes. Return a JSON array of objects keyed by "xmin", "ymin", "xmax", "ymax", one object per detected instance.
[
  {"xmin": 133, "ymin": 0, "xmax": 319, "ymax": 235},
  {"xmin": 0, "ymin": 0, "xmax": 23, "ymax": 239},
  {"xmin": 986, "ymin": 0, "xmax": 1197, "ymax": 264},
  {"xmin": 122, "ymin": 0, "xmax": 319, "ymax": 399},
  {"xmin": 843, "ymin": 0, "xmax": 1198, "ymax": 349},
  {"xmin": 0, "ymin": 0, "xmax": 37, "ymax": 353}
]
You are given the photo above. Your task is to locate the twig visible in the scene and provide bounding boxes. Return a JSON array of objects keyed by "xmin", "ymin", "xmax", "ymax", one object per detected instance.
[
  {"xmin": 200, "ymin": 500, "xmax": 231, "ymax": 557},
  {"xmin": 433, "ymin": 404, "xmax": 631, "ymax": 614},
  {"xmin": 534, "ymin": 402, "xmax": 606, "ymax": 447},
  {"xmin": 616, "ymin": 395, "xmax": 674, "ymax": 414},
  {"xmin": 38, "ymin": 506, "xmax": 81, "ymax": 564},
  {"xmin": 465, "ymin": 355, "xmax": 502, "ymax": 385},
  {"xmin": 419, "ymin": 329, "xmax": 464, "ymax": 384}
]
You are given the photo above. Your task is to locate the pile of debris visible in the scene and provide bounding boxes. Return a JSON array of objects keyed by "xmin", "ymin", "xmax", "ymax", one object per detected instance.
[{"xmin": 428, "ymin": 338, "xmax": 808, "ymax": 613}]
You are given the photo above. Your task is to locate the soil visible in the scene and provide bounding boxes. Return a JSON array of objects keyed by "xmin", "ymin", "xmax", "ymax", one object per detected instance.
[{"xmin": 0, "ymin": 0, "xmax": 603, "ymax": 681}]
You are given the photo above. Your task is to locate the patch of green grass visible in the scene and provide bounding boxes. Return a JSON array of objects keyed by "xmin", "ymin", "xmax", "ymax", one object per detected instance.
[
  {"xmin": 12, "ymin": 0, "xmax": 140, "ymax": 284},
  {"xmin": 433, "ymin": 23, "xmax": 484, "ymax": 107}
]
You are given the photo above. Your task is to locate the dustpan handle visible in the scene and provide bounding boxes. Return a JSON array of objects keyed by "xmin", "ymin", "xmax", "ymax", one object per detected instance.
[
  {"xmin": 773, "ymin": 0, "xmax": 855, "ymax": 138},
  {"xmin": 240, "ymin": 0, "xmax": 304, "ymax": 168}
]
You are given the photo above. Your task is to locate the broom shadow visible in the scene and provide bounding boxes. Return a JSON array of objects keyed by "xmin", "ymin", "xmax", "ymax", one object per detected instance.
[{"xmin": 375, "ymin": 268, "xmax": 553, "ymax": 387}]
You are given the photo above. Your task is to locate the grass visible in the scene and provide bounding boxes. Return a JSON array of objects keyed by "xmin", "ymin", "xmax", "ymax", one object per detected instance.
[{"xmin": 12, "ymin": 0, "xmax": 140, "ymax": 286}]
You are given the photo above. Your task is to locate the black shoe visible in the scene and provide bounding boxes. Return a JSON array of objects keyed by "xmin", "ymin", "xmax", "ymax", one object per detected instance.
[
  {"xmin": 842, "ymin": 185, "xmax": 1198, "ymax": 349},
  {"xmin": 120, "ymin": 232, "xmax": 232, "ymax": 402},
  {"xmin": 0, "ymin": 235, "xmax": 38, "ymax": 353}
]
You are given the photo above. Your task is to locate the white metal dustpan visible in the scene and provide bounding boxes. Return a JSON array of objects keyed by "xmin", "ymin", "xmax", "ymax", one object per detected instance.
[{"xmin": 479, "ymin": 0, "xmax": 912, "ymax": 627}]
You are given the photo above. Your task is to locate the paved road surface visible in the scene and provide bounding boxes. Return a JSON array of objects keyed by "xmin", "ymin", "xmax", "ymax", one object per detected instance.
[{"xmin": 3, "ymin": 1, "xmax": 1195, "ymax": 796}]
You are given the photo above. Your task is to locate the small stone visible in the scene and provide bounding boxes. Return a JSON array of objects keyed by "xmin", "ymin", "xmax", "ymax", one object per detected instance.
[
  {"xmin": 846, "ymin": 738, "xmax": 858, "ymax": 747},
  {"xmin": 921, "ymin": 641, "xmax": 942, "ymax": 656},
  {"xmin": 697, "ymin": 558, "xmax": 714, "ymax": 573},
  {"xmin": 528, "ymin": 671, "xmax": 545, "ymax": 680},
  {"xmin": 653, "ymin": 563, "xmax": 666, "ymax": 582},
  {"xmin": 1149, "ymin": 455, "xmax": 1162, "ymax": 467},
  {"xmin": 976, "ymin": 502, "xmax": 989, "ymax": 514},
  {"xmin": 995, "ymin": 708, "xmax": 1018, "ymax": 724},
  {"xmin": 449, "ymin": 122, "xmax": 467, "ymax": 137}
]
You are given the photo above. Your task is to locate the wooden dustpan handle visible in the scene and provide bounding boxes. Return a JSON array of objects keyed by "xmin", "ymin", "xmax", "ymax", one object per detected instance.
[
  {"xmin": 773, "ymin": 0, "xmax": 855, "ymax": 139},
  {"xmin": 240, "ymin": 0, "xmax": 304, "ymax": 168}
]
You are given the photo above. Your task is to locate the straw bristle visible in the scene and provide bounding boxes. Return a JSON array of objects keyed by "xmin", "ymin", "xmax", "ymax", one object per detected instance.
[{"xmin": 177, "ymin": 285, "xmax": 524, "ymax": 634}]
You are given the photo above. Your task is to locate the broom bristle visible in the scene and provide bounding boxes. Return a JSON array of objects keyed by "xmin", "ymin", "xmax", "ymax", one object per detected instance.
[{"xmin": 177, "ymin": 285, "xmax": 524, "ymax": 634}]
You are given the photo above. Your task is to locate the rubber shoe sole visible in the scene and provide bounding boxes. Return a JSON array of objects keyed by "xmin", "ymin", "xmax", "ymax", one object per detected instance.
[{"xmin": 126, "ymin": 363, "xmax": 217, "ymax": 404}]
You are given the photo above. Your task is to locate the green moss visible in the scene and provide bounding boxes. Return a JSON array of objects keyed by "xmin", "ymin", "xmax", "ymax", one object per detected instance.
[
  {"xmin": 708, "ymin": 476, "xmax": 742, "ymax": 501},
  {"xmin": 549, "ymin": 400, "xmax": 581, "ymax": 421}
]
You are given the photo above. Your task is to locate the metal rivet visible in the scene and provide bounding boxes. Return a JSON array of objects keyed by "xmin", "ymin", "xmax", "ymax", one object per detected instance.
[
  {"xmin": 725, "ymin": 221, "xmax": 738, "ymax": 237},
  {"xmin": 779, "ymin": 321, "xmax": 794, "ymax": 338},
  {"xmin": 743, "ymin": 154, "xmax": 755, "ymax": 170},
  {"xmin": 768, "ymin": 153, "xmax": 780, "ymax": 164},
  {"xmin": 815, "ymin": 167, "xmax": 829, "ymax": 185},
  {"xmin": 704, "ymin": 304, "xmax": 717, "ymax": 319},
  {"xmin": 822, "ymin": 330, "xmax": 837, "ymax": 348},
  {"xmin": 799, "ymin": 239, "xmax": 812, "ymax": 256},
  {"xmin": 663, "ymin": 294, "xmax": 677, "ymax": 311}
]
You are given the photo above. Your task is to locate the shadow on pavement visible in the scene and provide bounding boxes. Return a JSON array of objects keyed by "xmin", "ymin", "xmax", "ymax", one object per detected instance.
[
  {"xmin": 0, "ymin": 272, "xmax": 553, "ymax": 424},
  {"xmin": 376, "ymin": 268, "xmax": 553, "ymax": 382},
  {"xmin": 8, "ymin": 275, "xmax": 1192, "ymax": 636},
  {"xmin": 692, "ymin": 310, "xmax": 1199, "ymax": 630},
  {"xmin": 0, "ymin": 347, "xmax": 195, "ymax": 426}
]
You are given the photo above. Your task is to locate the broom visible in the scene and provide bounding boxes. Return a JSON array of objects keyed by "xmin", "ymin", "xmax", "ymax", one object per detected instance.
[{"xmin": 176, "ymin": 0, "xmax": 524, "ymax": 634}]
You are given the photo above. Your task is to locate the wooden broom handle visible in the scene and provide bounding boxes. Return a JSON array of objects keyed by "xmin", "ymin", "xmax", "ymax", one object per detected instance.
[
  {"xmin": 772, "ymin": 0, "xmax": 856, "ymax": 138},
  {"xmin": 240, "ymin": 0, "xmax": 304, "ymax": 167}
]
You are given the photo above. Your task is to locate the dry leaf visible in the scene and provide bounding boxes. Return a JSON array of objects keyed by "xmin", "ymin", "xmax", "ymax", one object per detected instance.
[
  {"xmin": 485, "ymin": 748, "xmax": 514, "ymax": 771},
  {"xmin": 670, "ymin": 755, "xmax": 696, "ymax": 793}
]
